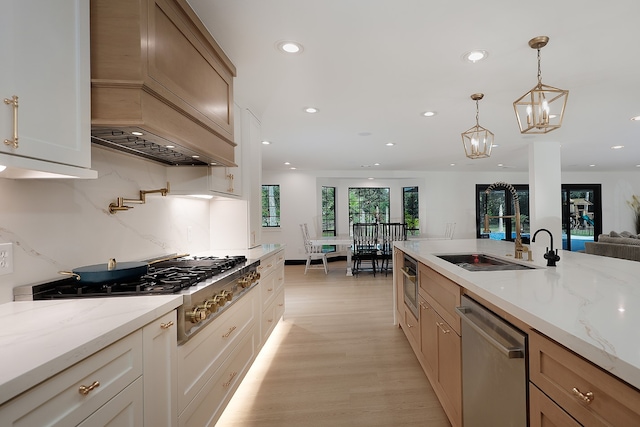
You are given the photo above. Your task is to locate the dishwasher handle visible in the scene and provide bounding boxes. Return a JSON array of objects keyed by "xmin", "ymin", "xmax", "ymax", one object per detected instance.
[{"xmin": 455, "ymin": 306, "xmax": 524, "ymax": 359}]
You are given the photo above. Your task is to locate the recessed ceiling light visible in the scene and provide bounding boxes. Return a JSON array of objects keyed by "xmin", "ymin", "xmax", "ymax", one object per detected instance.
[
  {"xmin": 368, "ymin": 177, "xmax": 375, "ymax": 180},
  {"xmin": 192, "ymin": 155, "xmax": 200, "ymax": 158},
  {"xmin": 262, "ymin": 140, "xmax": 271, "ymax": 145},
  {"xmin": 462, "ymin": 50, "xmax": 488, "ymax": 63},
  {"xmin": 210, "ymin": 162, "xmax": 218, "ymax": 165},
  {"xmin": 166, "ymin": 145, "xmax": 175, "ymax": 149},
  {"xmin": 386, "ymin": 142, "xmax": 395, "ymax": 146},
  {"xmin": 611, "ymin": 145, "xmax": 624, "ymax": 149},
  {"xmin": 304, "ymin": 107, "xmax": 318, "ymax": 113},
  {"xmin": 631, "ymin": 115, "xmax": 640, "ymax": 121},
  {"xmin": 284, "ymin": 162, "xmax": 290, "ymax": 165},
  {"xmin": 589, "ymin": 164, "xmax": 596, "ymax": 167},
  {"xmin": 449, "ymin": 163, "xmax": 456, "ymax": 167},
  {"xmin": 131, "ymin": 131, "xmax": 143, "ymax": 136},
  {"xmin": 290, "ymin": 167, "xmax": 296, "ymax": 170},
  {"xmin": 276, "ymin": 41, "xmax": 303, "ymax": 54},
  {"xmin": 374, "ymin": 163, "xmax": 380, "ymax": 166},
  {"xmin": 422, "ymin": 111, "xmax": 437, "ymax": 117}
]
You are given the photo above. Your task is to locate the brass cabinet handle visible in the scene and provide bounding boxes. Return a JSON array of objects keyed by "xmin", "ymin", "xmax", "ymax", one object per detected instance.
[
  {"xmin": 160, "ymin": 321, "xmax": 174, "ymax": 329},
  {"xmin": 78, "ymin": 381, "xmax": 100, "ymax": 395},
  {"xmin": 223, "ymin": 371, "xmax": 237, "ymax": 388},
  {"xmin": 407, "ymin": 321, "xmax": 414, "ymax": 328},
  {"xmin": 572, "ymin": 387, "xmax": 595, "ymax": 404},
  {"xmin": 419, "ymin": 302, "xmax": 429, "ymax": 310},
  {"xmin": 437, "ymin": 322, "xmax": 451, "ymax": 334},
  {"xmin": 222, "ymin": 325, "xmax": 237, "ymax": 338},
  {"xmin": 4, "ymin": 95, "xmax": 18, "ymax": 148}
]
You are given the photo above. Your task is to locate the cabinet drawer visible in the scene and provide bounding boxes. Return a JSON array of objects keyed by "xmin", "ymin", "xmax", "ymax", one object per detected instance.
[
  {"xmin": 257, "ymin": 254, "xmax": 276, "ymax": 278},
  {"xmin": 529, "ymin": 383, "xmax": 580, "ymax": 427},
  {"xmin": 262, "ymin": 288, "xmax": 285, "ymax": 343},
  {"xmin": 260, "ymin": 273, "xmax": 277, "ymax": 311},
  {"xmin": 177, "ymin": 290, "xmax": 257, "ymax": 413},
  {"xmin": 178, "ymin": 325, "xmax": 258, "ymax": 427},
  {"xmin": 78, "ymin": 377, "xmax": 143, "ymax": 427},
  {"xmin": 418, "ymin": 264, "xmax": 461, "ymax": 334},
  {"xmin": 0, "ymin": 331, "xmax": 142, "ymax": 427},
  {"xmin": 530, "ymin": 330, "xmax": 640, "ymax": 426},
  {"xmin": 403, "ymin": 306, "xmax": 420, "ymax": 349}
]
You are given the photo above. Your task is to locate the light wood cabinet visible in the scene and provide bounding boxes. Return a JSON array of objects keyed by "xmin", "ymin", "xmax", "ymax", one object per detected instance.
[
  {"xmin": 91, "ymin": 0, "xmax": 237, "ymax": 166},
  {"xmin": 529, "ymin": 383, "xmax": 581, "ymax": 427},
  {"xmin": 0, "ymin": 0, "xmax": 96, "ymax": 179},
  {"xmin": 142, "ymin": 310, "xmax": 177, "ymax": 427},
  {"xmin": 393, "ymin": 248, "xmax": 404, "ymax": 322},
  {"xmin": 529, "ymin": 330, "xmax": 640, "ymax": 426}
]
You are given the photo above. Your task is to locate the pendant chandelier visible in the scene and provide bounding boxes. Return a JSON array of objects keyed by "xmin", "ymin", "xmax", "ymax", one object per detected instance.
[
  {"xmin": 513, "ymin": 36, "xmax": 568, "ymax": 134},
  {"xmin": 461, "ymin": 93, "xmax": 493, "ymax": 159}
]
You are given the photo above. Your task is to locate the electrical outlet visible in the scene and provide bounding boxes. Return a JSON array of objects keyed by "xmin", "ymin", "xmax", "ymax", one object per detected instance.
[{"xmin": 0, "ymin": 243, "xmax": 13, "ymax": 276}]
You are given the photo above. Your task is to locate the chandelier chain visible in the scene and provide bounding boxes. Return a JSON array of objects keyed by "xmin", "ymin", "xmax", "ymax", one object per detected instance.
[
  {"xmin": 475, "ymin": 100, "xmax": 480, "ymax": 126},
  {"xmin": 537, "ymin": 48, "xmax": 542, "ymax": 84}
]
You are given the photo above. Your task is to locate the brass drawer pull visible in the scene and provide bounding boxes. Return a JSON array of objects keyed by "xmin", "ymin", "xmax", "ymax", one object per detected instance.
[
  {"xmin": 437, "ymin": 322, "xmax": 451, "ymax": 334},
  {"xmin": 223, "ymin": 371, "xmax": 237, "ymax": 388},
  {"xmin": 572, "ymin": 387, "xmax": 594, "ymax": 404},
  {"xmin": 78, "ymin": 381, "xmax": 100, "ymax": 395},
  {"xmin": 407, "ymin": 322, "xmax": 414, "ymax": 328},
  {"xmin": 222, "ymin": 326, "xmax": 237, "ymax": 338},
  {"xmin": 160, "ymin": 321, "xmax": 174, "ymax": 329},
  {"xmin": 4, "ymin": 95, "xmax": 19, "ymax": 148}
]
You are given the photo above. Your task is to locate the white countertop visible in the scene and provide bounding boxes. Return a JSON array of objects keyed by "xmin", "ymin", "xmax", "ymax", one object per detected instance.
[
  {"xmin": 396, "ymin": 238, "xmax": 640, "ymax": 390},
  {"xmin": 0, "ymin": 295, "xmax": 182, "ymax": 405},
  {"xmin": 0, "ymin": 244, "xmax": 285, "ymax": 406}
]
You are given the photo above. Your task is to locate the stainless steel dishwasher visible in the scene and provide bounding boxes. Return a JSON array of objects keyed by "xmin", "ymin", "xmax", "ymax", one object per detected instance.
[{"xmin": 455, "ymin": 295, "xmax": 527, "ymax": 427}]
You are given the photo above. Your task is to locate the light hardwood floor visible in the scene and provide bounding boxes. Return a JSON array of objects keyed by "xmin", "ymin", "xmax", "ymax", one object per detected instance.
[{"xmin": 216, "ymin": 261, "xmax": 451, "ymax": 427}]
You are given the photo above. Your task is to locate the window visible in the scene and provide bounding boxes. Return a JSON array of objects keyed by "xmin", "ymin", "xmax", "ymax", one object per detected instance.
[
  {"xmin": 348, "ymin": 187, "xmax": 390, "ymax": 231},
  {"xmin": 321, "ymin": 186, "xmax": 336, "ymax": 237},
  {"xmin": 476, "ymin": 184, "xmax": 529, "ymax": 242},
  {"xmin": 402, "ymin": 186, "xmax": 419, "ymax": 236},
  {"xmin": 262, "ymin": 185, "xmax": 280, "ymax": 227}
]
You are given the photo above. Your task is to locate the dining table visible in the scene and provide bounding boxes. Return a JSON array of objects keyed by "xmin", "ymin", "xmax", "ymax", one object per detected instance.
[{"xmin": 309, "ymin": 236, "xmax": 354, "ymax": 276}]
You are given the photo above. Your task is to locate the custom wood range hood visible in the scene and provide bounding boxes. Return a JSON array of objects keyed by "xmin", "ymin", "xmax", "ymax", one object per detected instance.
[{"xmin": 90, "ymin": 0, "xmax": 237, "ymax": 167}]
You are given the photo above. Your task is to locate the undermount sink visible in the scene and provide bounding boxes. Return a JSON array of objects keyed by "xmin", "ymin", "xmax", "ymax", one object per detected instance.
[{"xmin": 436, "ymin": 253, "xmax": 537, "ymax": 271}]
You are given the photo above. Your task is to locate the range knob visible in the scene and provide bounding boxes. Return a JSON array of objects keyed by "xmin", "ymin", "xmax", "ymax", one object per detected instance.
[
  {"xmin": 202, "ymin": 299, "xmax": 219, "ymax": 314},
  {"xmin": 186, "ymin": 306, "xmax": 207, "ymax": 323},
  {"xmin": 215, "ymin": 294, "xmax": 227, "ymax": 307},
  {"xmin": 237, "ymin": 278, "xmax": 250, "ymax": 288},
  {"xmin": 219, "ymin": 290, "xmax": 233, "ymax": 302}
]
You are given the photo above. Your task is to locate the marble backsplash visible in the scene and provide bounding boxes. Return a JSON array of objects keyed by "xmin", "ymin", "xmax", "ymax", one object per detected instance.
[{"xmin": 0, "ymin": 146, "xmax": 212, "ymax": 303}]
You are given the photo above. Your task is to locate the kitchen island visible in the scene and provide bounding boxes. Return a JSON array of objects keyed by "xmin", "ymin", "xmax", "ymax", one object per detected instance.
[{"xmin": 395, "ymin": 238, "xmax": 640, "ymax": 426}]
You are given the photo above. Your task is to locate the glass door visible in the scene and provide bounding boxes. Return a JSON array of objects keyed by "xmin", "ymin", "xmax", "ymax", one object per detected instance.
[{"xmin": 561, "ymin": 185, "xmax": 602, "ymax": 251}]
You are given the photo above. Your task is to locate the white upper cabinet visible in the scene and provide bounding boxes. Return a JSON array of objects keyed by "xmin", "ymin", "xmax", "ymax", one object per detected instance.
[{"xmin": 0, "ymin": 0, "xmax": 96, "ymax": 178}]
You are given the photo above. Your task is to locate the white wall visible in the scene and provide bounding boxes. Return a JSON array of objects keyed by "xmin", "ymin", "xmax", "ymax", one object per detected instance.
[
  {"xmin": 263, "ymin": 169, "xmax": 640, "ymax": 261},
  {"xmin": 0, "ymin": 146, "xmax": 218, "ymax": 303}
]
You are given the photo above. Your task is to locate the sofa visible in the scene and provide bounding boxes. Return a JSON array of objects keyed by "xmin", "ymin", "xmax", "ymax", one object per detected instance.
[{"xmin": 584, "ymin": 231, "xmax": 640, "ymax": 262}]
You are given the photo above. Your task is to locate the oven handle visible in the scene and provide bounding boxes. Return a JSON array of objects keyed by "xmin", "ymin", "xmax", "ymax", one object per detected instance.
[
  {"xmin": 455, "ymin": 306, "xmax": 524, "ymax": 359},
  {"xmin": 400, "ymin": 267, "xmax": 415, "ymax": 281}
]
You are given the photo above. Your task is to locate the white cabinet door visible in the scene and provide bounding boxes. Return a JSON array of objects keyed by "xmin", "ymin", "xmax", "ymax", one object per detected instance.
[
  {"xmin": 0, "ymin": 0, "xmax": 93, "ymax": 175},
  {"xmin": 241, "ymin": 108, "xmax": 262, "ymax": 248},
  {"xmin": 142, "ymin": 311, "xmax": 177, "ymax": 427}
]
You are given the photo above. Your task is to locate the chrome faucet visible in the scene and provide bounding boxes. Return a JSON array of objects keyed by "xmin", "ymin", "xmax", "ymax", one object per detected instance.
[
  {"xmin": 532, "ymin": 228, "xmax": 560, "ymax": 267},
  {"xmin": 484, "ymin": 182, "xmax": 530, "ymax": 260}
]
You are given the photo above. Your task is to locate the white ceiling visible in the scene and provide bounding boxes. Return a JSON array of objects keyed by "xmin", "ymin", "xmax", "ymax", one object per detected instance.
[{"xmin": 187, "ymin": 0, "xmax": 640, "ymax": 173}]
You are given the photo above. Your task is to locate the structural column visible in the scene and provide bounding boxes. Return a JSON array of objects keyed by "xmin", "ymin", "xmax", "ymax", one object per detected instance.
[{"xmin": 528, "ymin": 140, "xmax": 562, "ymax": 247}]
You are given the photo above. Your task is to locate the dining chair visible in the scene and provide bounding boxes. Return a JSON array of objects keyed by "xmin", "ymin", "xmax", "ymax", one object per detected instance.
[
  {"xmin": 300, "ymin": 223, "xmax": 328, "ymax": 274},
  {"xmin": 352, "ymin": 223, "xmax": 379, "ymax": 276},
  {"xmin": 379, "ymin": 223, "xmax": 407, "ymax": 276}
]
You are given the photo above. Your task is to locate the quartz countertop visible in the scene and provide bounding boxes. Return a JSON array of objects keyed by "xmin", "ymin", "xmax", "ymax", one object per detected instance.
[
  {"xmin": 0, "ymin": 295, "xmax": 182, "ymax": 405},
  {"xmin": 395, "ymin": 238, "xmax": 640, "ymax": 390},
  {"xmin": 0, "ymin": 244, "xmax": 285, "ymax": 406}
]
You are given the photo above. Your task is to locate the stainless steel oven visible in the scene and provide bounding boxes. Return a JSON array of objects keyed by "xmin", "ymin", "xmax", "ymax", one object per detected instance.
[{"xmin": 401, "ymin": 254, "xmax": 419, "ymax": 318}]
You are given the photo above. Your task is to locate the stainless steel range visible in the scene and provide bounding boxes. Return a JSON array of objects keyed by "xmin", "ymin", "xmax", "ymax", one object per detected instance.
[{"xmin": 13, "ymin": 255, "xmax": 261, "ymax": 344}]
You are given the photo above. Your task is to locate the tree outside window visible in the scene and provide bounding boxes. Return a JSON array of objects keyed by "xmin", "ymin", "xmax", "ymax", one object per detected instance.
[
  {"xmin": 262, "ymin": 184, "xmax": 280, "ymax": 227},
  {"xmin": 403, "ymin": 186, "xmax": 419, "ymax": 235},
  {"xmin": 348, "ymin": 187, "xmax": 390, "ymax": 232}
]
